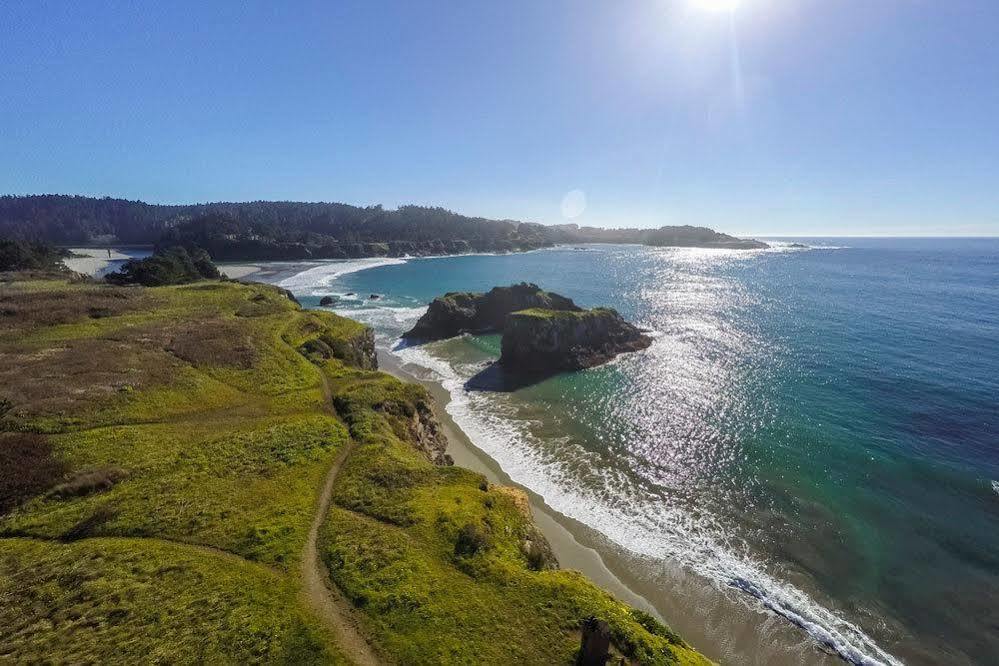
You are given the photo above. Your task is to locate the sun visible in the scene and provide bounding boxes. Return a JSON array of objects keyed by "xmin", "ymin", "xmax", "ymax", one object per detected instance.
[{"xmin": 692, "ymin": 0, "xmax": 741, "ymax": 12}]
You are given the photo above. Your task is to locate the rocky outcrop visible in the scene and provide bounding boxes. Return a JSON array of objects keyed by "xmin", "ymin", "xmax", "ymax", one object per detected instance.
[
  {"xmin": 404, "ymin": 283, "xmax": 580, "ymax": 341},
  {"xmin": 401, "ymin": 400, "xmax": 452, "ymax": 466},
  {"xmin": 372, "ymin": 393, "xmax": 452, "ymax": 466},
  {"xmin": 499, "ymin": 308, "xmax": 651, "ymax": 373},
  {"xmin": 300, "ymin": 326, "xmax": 377, "ymax": 371},
  {"xmin": 577, "ymin": 617, "xmax": 612, "ymax": 666},
  {"xmin": 319, "ymin": 295, "xmax": 336, "ymax": 306}
]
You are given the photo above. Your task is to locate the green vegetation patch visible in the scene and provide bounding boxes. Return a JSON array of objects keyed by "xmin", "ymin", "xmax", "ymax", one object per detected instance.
[
  {"xmin": 511, "ymin": 306, "xmax": 616, "ymax": 320},
  {"xmin": 0, "ymin": 274, "xmax": 710, "ymax": 665},
  {"xmin": 106, "ymin": 245, "xmax": 220, "ymax": 286},
  {"xmin": 320, "ymin": 371, "xmax": 712, "ymax": 665},
  {"xmin": 3, "ymin": 413, "xmax": 348, "ymax": 569},
  {"xmin": 0, "ymin": 276, "xmax": 366, "ymax": 660},
  {"xmin": 0, "ymin": 537, "xmax": 343, "ymax": 664}
]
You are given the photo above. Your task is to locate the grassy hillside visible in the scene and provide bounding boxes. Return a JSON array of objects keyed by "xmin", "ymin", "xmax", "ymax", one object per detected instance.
[{"xmin": 0, "ymin": 274, "xmax": 710, "ymax": 665}]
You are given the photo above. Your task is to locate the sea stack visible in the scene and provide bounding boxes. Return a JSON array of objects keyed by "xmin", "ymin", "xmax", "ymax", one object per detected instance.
[
  {"xmin": 403, "ymin": 282, "xmax": 580, "ymax": 341},
  {"xmin": 499, "ymin": 307, "xmax": 651, "ymax": 373}
]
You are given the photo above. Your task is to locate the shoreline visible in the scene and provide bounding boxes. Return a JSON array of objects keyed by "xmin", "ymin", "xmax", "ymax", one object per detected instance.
[
  {"xmin": 376, "ymin": 350, "xmax": 841, "ymax": 666},
  {"xmin": 377, "ymin": 349, "xmax": 658, "ymax": 613},
  {"xmin": 241, "ymin": 251, "xmax": 868, "ymax": 666}
]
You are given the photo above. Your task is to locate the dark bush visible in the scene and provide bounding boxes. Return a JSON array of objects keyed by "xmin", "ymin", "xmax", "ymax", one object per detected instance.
[
  {"xmin": 524, "ymin": 540, "xmax": 550, "ymax": 571},
  {"xmin": 106, "ymin": 245, "xmax": 219, "ymax": 286},
  {"xmin": 0, "ymin": 239, "xmax": 65, "ymax": 272},
  {"xmin": 454, "ymin": 523, "xmax": 490, "ymax": 557}
]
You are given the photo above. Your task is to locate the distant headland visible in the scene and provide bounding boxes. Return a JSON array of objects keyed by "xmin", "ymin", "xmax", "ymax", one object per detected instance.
[{"xmin": 0, "ymin": 194, "xmax": 768, "ymax": 260}]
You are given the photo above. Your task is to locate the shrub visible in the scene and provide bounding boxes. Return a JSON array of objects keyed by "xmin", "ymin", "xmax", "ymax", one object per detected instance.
[
  {"xmin": 454, "ymin": 522, "xmax": 490, "ymax": 557},
  {"xmin": 106, "ymin": 246, "xmax": 220, "ymax": 286},
  {"xmin": 0, "ymin": 239, "xmax": 66, "ymax": 272}
]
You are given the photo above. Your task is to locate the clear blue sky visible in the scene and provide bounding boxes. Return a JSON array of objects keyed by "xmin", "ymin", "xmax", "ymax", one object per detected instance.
[{"xmin": 2, "ymin": 1, "xmax": 997, "ymax": 235}]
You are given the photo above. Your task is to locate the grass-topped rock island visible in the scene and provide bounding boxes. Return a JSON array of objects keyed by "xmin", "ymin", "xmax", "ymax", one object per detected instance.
[
  {"xmin": 0, "ymin": 259, "xmax": 708, "ymax": 665},
  {"xmin": 405, "ymin": 282, "xmax": 653, "ymax": 380},
  {"xmin": 500, "ymin": 307, "xmax": 652, "ymax": 374}
]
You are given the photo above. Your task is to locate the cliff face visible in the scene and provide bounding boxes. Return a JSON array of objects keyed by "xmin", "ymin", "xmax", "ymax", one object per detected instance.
[
  {"xmin": 404, "ymin": 282, "xmax": 581, "ymax": 341},
  {"xmin": 499, "ymin": 307, "xmax": 652, "ymax": 373}
]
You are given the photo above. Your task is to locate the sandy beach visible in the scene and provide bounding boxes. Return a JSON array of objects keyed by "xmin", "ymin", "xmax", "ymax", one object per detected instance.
[
  {"xmin": 62, "ymin": 247, "xmax": 137, "ymax": 276},
  {"xmin": 218, "ymin": 263, "xmax": 264, "ymax": 280}
]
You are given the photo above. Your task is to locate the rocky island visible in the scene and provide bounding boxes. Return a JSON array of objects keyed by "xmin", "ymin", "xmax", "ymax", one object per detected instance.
[
  {"xmin": 643, "ymin": 226, "xmax": 769, "ymax": 250},
  {"xmin": 406, "ymin": 283, "xmax": 652, "ymax": 376},
  {"xmin": 403, "ymin": 282, "xmax": 580, "ymax": 341},
  {"xmin": 500, "ymin": 307, "xmax": 652, "ymax": 373}
]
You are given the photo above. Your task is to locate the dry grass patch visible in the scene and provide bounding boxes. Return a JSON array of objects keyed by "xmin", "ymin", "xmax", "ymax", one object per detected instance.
[
  {"xmin": 0, "ymin": 337, "xmax": 180, "ymax": 429},
  {"xmin": 0, "ymin": 433, "xmax": 67, "ymax": 514},
  {"xmin": 0, "ymin": 284, "xmax": 144, "ymax": 331},
  {"xmin": 163, "ymin": 319, "xmax": 257, "ymax": 369}
]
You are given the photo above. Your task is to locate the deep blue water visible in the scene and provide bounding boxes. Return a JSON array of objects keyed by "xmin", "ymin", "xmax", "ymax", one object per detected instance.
[{"xmin": 279, "ymin": 239, "xmax": 999, "ymax": 665}]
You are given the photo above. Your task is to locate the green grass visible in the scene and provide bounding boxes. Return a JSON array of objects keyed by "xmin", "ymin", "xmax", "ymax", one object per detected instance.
[
  {"xmin": 511, "ymin": 306, "xmax": 616, "ymax": 320},
  {"xmin": 0, "ymin": 275, "xmax": 711, "ymax": 665},
  {"xmin": 0, "ymin": 277, "xmax": 356, "ymax": 661},
  {"xmin": 0, "ymin": 537, "xmax": 342, "ymax": 664},
  {"xmin": 320, "ymin": 371, "xmax": 712, "ymax": 666}
]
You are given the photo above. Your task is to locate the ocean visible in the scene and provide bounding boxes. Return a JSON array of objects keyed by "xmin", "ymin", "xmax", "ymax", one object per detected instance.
[{"xmin": 274, "ymin": 239, "xmax": 999, "ymax": 666}]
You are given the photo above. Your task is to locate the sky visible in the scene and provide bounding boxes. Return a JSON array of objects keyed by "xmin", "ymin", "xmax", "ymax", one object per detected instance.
[{"xmin": 1, "ymin": 1, "xmax": 998, "ymax": 236}]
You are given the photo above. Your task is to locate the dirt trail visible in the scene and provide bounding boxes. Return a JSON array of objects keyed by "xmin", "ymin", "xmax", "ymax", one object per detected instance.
[{"xmin": 301, "ymin": 373, "xmax": 383, "ymax": 666}]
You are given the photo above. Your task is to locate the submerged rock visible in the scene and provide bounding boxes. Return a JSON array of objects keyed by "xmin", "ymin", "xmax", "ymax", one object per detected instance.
[
  {"xmin": 499, "ymin": 307, "xmax": 651, "ymax": 374},
  {"xmin": 404, "ymin": 282, "xmax": 580, "ymax": 341},
  {"xmin": 319, "ymin": 295, "xmax": 337, "ymax": 306}
]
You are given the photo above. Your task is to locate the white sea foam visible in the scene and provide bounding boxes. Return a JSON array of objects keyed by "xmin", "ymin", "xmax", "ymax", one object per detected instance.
[
  {"xmin": 992, "ymin": 480, "xmax": 999, "ymax": 496},
  {"xmin": 278, "ymin": 257, "xmax": 407, "ymax": 292},
  {"xmin": 765, "ymin": 241, "xmax": 849, "ymax": 251},
  {"xmin": 335, "ymin": 306, "xmax": 425, "ymax": 342},
  {"xmin": 388, "ymin": 343, "xmax": 903, "ymax": 666}
]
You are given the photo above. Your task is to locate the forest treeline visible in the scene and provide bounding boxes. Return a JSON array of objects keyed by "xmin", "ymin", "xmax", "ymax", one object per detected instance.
[{"xmin": 0, "ymin": 195, "xmax": 765, "ymax": 260}]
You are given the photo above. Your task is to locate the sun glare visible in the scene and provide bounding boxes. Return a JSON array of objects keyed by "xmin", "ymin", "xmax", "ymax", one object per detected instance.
[{"xmin": 692, "ymin": 0, "xmax": 741, "ymax": 12}]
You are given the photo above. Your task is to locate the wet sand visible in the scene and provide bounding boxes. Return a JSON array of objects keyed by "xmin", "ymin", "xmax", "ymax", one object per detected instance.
[{"xmin": 378, "ymin": 350, "xmax": 843, "ymax": 666}]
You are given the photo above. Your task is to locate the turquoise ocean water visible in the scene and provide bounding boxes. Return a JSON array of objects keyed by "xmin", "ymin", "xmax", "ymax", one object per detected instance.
[{"xmin": 276, "ymin": 239, "xmax": 998, "ymax": 665}]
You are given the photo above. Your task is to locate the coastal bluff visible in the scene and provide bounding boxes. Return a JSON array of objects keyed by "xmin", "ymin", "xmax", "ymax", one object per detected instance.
[
  {"xmin": 0, "ymin": 272, "xmax": 708, "ymax": 665},
  {"xmin": 500, "ymin": 307, "xmax": 652, "ymax": 373}
]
